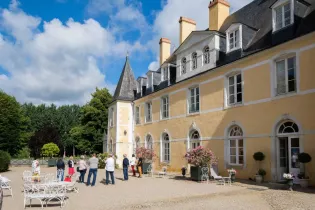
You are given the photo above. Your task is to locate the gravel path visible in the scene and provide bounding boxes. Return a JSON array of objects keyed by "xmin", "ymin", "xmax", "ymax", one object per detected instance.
[{"xmin": 2, "ymin": 167, "xmax": 315, "ymax": 210}]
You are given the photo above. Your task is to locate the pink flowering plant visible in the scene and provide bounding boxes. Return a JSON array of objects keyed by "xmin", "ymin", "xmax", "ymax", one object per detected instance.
[
  {"xmin": 136, "ymin": 147, "xmax": 157, "ymax": 163},
  {"xmin": 184, "ymin": 146, "xmax": 218, "ymax": 167}
]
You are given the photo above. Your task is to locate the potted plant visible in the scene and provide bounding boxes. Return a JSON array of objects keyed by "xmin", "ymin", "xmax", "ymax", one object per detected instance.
[
  {"xmin": 297, "ymin": 152, "xmax": 312, "ymax": 188},
  {"xmin": 181, "ymin": 166, "xmax": 187, "ymax": 177},
  {"xmin": 253, "ymin": 152, "xmax": 265, "ymax": 183},
  {"xmin": 136, "ymin": 147, "xmax": 157, "ymax": 174},
  {"xmin": 283, "ymin": 173, "xmax": 294, "ymax": 191},
  {"xmin": 41, "ymin": 143, "xmax": 60, "ymax": 167},
  {"xmin": 227, "ymin": 168, "xmax": 237, "ymax": 182},
  {"xmin": 184, "ymin": 146, "xmax": 218, "ymax": 182}
]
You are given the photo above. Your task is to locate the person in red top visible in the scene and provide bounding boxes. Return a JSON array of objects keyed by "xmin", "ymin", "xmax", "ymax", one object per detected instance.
[{"xmin": 68, "ymin": 156, "xmax": 75, "ymax": 176}]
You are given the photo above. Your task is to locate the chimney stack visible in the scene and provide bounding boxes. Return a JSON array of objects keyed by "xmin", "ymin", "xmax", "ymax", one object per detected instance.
[
  {"xmin": 159, "ymin": 38, "xmax": 171, "ymax": 65},
  {"xmin": 209, "ymin": 0, "xmax": 230, "ymax": 31},
  {"xmin": 179, "ymin": 17, "xmax": 196, "ymax": 45}
]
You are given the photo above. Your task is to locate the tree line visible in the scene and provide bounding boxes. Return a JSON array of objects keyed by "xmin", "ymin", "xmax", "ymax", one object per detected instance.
[{"xmin": 0, "ymin": 88, "xmax": 112, "ymax": 158}]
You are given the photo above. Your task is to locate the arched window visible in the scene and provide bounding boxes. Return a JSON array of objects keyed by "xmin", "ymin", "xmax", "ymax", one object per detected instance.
[
  {"xmin": 203, "ymin": 46, "xmax": 210, "ymax": 64},
  {"xmin": 146, "ymin": 134, "xmax": 153, "ymax": 150},
  {"xmin": 181, "ymin": 57, "xmax": 187, "ymax": 74},
  {"xmin": 162, "ymin": 133, "xmax": 170, "ymax": 162},
  {"xmin": 108, "ymin": 139, "xmax": 113, "ymax": 153},
  {"xmin": 192, "ymin": 52, "xmax": 197, "ymax": 70},
  {"xmin": 228, "ymin": 126, "xmax": 244, "ymax": 165},
  {"xmin": 278, "ymin": 121, "xmax": 299, "ymax": 134},
  {"xmin": 190, "ymin": 130, "xmax": 200, "ymax": 149},
  {"xmin": 134, "ymin": 137, "xmax": 140, "ymax": 155}
]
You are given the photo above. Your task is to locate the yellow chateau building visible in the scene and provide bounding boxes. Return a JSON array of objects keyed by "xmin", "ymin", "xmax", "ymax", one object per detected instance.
[{"xmin": 107, "ymin": 0, "xmax": 315, "ymax": 184}]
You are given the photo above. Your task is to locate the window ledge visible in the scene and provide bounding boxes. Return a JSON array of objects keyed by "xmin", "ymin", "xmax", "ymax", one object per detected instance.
[
  {"xmin": 144, "ymin": 121, "xmax": 152, "ymax": 125},
  {"xmin": 160, "ymin": 117, "xmax": 169, "ymax": 121},
  {"xmin": 224, "ymin": 103, "xmax": 244, "ymax": 110},
  {"xmin": 228, "ymin": 164, "xmax": 244, "ymax": 167},
  {"xmin": 272, "ymin": 91, "xmax": 297, "ymax": 100},
  {"xmin": 187, "ymin": 112, "xmax": 200, "ymax": 116},
  {"xmin": 272, "ymin": 23, "xmax": 294, "ymax": 33},
  {"xmin": 227, "ymin": 47, "xmax": 241, "ymax": 54}
]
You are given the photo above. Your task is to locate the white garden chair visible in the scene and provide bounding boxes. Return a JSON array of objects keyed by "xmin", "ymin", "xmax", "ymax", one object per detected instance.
[
  {"xmin": 157, "ymin": 166, "xmax": 167, "ymax": 178},
  {"xmin": 66, "ymin": 177, "xmax": 79, "ymax": 193},
  {"xmin": 210, "ymin": 167, "xmax": 231, "ymax": 186},
  {"xmin": 23, "ymin": 184, "xmax": 46, "ymax": 209},
  {"xmin": 146, "ymin": 164, "xmax": 154, "ymax": 177},
  {"xmin": 0, "ymin": 176, "xmax": 13, "ymax": 197}
]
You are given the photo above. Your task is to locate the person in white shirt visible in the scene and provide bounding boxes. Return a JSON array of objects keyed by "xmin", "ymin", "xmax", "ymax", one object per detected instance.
[
  {"xmin": 105, "ymin": 154, "xmax": 115, "ymax": 185},
  {"xmin": 130, "ymin": 154, "xmax": 136, "ymax": 176}
]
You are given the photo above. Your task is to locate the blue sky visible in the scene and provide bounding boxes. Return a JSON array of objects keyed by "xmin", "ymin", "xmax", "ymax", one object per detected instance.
[{"xmin": 0, "ymin": 0, "xmax": 252, "ymax": 105}]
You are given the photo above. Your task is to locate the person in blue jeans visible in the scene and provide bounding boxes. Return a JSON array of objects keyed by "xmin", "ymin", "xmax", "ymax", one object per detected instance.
[
  {"xmin": 122, "ymin": 154, "xmax": 129, "ymax": 181},
  {"xmin": 87, "ymin": 153, "xmax": 99, "ymax": 186},
  {"xmin": 105, "ymin": 154, "xmax": 115, "ymax": 185},
  {"xmin": 56, "ymin": 159, "xmax": 65, "ymax": 181}
]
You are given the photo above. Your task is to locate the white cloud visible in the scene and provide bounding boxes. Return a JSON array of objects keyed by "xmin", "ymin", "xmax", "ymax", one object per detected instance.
[
  {"xmin": 0, "ymin": 1, "xmax": 143, "ymax": 105},
  {"xmin": 148, "ymin": 61, "xmax": 159, "ymax": 71},
  {"xmin": 147, "ymin": 0, "xmax": 253, "ymax": 69},
  {"xmin": 86, "ymin": 0, "xmax": 125, "ymax": 16}
]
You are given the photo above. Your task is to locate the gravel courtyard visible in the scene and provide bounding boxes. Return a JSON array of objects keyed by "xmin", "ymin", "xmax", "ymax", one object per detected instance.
[{"xmin": 2, "ymin": 167, "xmax": 315, "ymax": 210}]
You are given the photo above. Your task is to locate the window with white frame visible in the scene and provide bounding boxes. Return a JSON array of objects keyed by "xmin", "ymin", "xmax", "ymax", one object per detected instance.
[
  {"xmin": 188, "ymin": 87, "xmax": 200, "ymax": 113},
  {"xmin": 145, "ymin": 102, "xmax": 152, "ymax": 123},
  {"xmin": 203, "ymin": 46, "xmax": 210, "ymax": 65},
  {"xmin": 162, "ymin": 133, "xmax": 170, "ymax": 162},
  {"xmin": 228, "ymin": 126, "xmax": 244, "ymax": 165},
  {"xmin": 181, "ymin": 57, "xmax": 187, "ymax": 74},
  {"xmin": 135, "ymin": 106, "xmax": 140, "ymax": 125},
  {"xmin": 228, "ymin": 29, "xmax": 240, "ymax": 51},
  {"xmin": 162, "ymin": 67, "xmax": 168, "ymax": 81},
  {"xmin": 227, "ymin": 73, "xmax": 242, "ymax": 105},
  {"xmin": 109, "ymin": 108, "xmax": 114, "ymax": 127},
  {"xmin": 146, "ymin": 135, "xmax": 153, "ymax": 150},
  {"xmin": 273, "ymin": 1, "xmax": 292, "ymax": 31},
  {"xmin": 275, "ymin": 56, "xmax": 296, "ymax": 95},
  {"xmin": 190, "ymin": 130, "xmax": 200, "ymax": 149},
  {"xmin": 192, "ymin": 52, "xmax": 197, "ymax": 70},
  {"xmin": 161, "ymin": 96, "xmax": 169, "ymax": 119}
]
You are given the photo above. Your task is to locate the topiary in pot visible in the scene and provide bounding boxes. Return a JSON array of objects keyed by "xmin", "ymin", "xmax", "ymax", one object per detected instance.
[
  {"xmin": 297, "ymin": 152, "xmax": 312, "ymax": 188},
  {"xmin": 253, "ymin": 152, "xmax": 265, "ymax": 183},
  {"xmin": 253, "ymin": 152, "xmax": 265, "ymax": 161}
]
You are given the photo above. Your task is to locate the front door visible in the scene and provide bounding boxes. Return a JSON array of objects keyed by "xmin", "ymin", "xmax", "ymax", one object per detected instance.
[{"xmin": 277, "ymin": 137, "xmax": 300, "ymax": 181}]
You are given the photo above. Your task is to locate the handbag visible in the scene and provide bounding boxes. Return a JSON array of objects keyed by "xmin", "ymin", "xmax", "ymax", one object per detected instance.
[{"xmin": 77, "ymin": 166, "xmax": 80, "ymax": 172}]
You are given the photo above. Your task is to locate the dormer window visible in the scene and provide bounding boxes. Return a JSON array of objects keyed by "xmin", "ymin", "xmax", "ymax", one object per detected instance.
[
  {"xmin": 226, "ymin": 24, "xmax": 242, "ymax": 53},
  {"xmin": 272, "ymin": 0, "xmax": 294, "ymax": 32},
  {"xmin": 181, "ymin": 57, "xmax": 187, "ymax": 74},
  {"xmin": 192, "ymin": 52, "xmax": 197, "ymax": 70},
  {"xmin": 203, "ymin": 46, "xmax": 210, "ymax": 65},
  {"xmin": 162, "ymin": 67, "xmax": 168, "ymax": 81}
]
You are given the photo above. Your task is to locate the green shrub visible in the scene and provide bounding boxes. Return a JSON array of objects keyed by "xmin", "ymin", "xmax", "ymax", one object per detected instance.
[
  {"xmin": 253, "ymin": 152, "xmax": 265, "ymax": 161},
  {"xmin": 98, "ymin": 153, "xmax": 109, "ymax": 169},
  {"xmin": 0, "ymin": 150, "xmax": 11, "ymax": 172},
  {"xmin": 41, "ymin": 143, "xmax": 60, "ymax": 158},
  {"xmin": 258, "ymin": 169, "xmax": 266, "ymax": 176},
  {"xmin": 15, "ymin": 147, "xmax": 30, "ymax": 159}
]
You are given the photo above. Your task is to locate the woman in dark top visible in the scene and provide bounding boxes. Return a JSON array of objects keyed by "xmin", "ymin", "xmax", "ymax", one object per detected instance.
[
  {"xmin": 137, "ymin": 157, "xmax": 143, "ymax": 178},
  {"xmin": 56, "ymin": 159, "xmax": 65, "ymax": 181}
]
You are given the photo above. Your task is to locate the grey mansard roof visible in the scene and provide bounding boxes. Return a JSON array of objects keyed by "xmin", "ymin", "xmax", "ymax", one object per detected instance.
[{"xmin": 112, "ymin": 56, "xmax": 137, "ymax": 102}]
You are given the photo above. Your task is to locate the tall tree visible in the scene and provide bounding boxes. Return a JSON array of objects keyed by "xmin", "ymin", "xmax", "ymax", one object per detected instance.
[
  {"xmin": 0, "ymin": 91, "xmax": 23, "ymax": 155},
  {"xmin": 71, "ymin": 88, "xmax": 112, "ymax": 153}
]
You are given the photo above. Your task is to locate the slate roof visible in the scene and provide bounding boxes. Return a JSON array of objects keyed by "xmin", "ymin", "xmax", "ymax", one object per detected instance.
[{"xmin": 113, "ymin": 56, "xmax": 137, "ymax": 102}]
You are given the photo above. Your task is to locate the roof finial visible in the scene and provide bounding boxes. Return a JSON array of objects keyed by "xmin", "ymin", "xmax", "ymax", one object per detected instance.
[{"xmin": 126, "ymin": 51, "xmax": 129, "ymax": 58}]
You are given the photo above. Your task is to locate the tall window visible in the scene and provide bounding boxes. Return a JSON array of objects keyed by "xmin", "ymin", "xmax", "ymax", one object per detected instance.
[
  {"xmin": 162, "ymin": 133, "xmax": 170, "ymax": 162},
  {"xmin": 228, "ymin": 126, "xmax": 244, "ymax": 165},
  {"xmin": 145, "ymin": 102, "xmax": 152, "ymax": 123},
  {"xmin": 228, "ymin": 73, "xmax": 242, "ymax": 105},
  {"xmin": 203, "ymin": 46, "xmax": 210, "ymax": 65},
  {"xmin": 275, "ymin": 56, "xmax": 296, "ymax": 95},
  {"xmin": 181, "ymin": 57, "xmax": 187, "ymax": 74},
  {"xmin": 274, "ymin": 2, "xmax": 291, "ymax": 31},
  {"xmin": 146, "ymin": 135, "xmax": 153, "ymax": 150},
  {"xmin": 135, "ymin": 106, "xmax": 140, "ymax": 125},
  {"xmin": 163, "ymin": 67, "xmax": 168, "ymax": 81},
  {"xmin": 192, "ymin": 52, "xmax": 197, "ymax": 70},
  {"xmin": 190, "ymin": 130, "xmax": 200, "ymax": 149},
  {"xmin": 189, "ymin": 87, "xmax": 200, "ymax": 113},
  {"xmin": 228, "ymin": 29, "xmax": 240, "ymax": 51},
  {"xmin": 161, "ymin": 96, "xmax": 169, "ymax": 119},
  {"xmin": 109, "ymin": 108, "xmax": 114, "ymax": 127}
]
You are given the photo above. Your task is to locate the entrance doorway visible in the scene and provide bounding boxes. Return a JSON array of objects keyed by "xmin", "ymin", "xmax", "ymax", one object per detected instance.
[{"xmin": 276, "ymin": 121, "xmax": 300, "ymax": 181}]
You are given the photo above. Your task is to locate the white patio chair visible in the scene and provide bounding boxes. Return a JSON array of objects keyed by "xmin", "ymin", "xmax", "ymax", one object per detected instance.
[
  {"xmin": 23, "ymin": 171, "xmax": 32, "ymax": 178},
  {"xmin": 157, "ymin": 166, "xmax": 167, "ymax": 178},
  {"xmin": 66, "ymin": 178, "xmax": 79, "ymax": 193},
  {"xmin": 44, "ymin": 185, "xmax": 67, "ymax": 208},
  {"xmin": 0, "ymin": 176, "xmax": 13, "ymax": 197},
  {"xmin": 23, "ymin": 184, "xmax": 45, "ymax": 209},
  {"xmin": 210, "ymin": 167, "xmax": 231, "ymax": 186},
  {"xmin": 146, "ymin": 165, "xmax": 154, "ymax": 177}
]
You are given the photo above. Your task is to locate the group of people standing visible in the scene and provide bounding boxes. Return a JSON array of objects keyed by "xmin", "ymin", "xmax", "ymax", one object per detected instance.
[{"xmin": 54, "ymin": 153, "xmax": 144, "ymax": 186}]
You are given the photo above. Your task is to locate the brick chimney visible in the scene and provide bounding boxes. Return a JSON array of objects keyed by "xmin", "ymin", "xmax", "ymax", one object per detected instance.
[
  {"xmin": 209, "ymin": 0, "xmax": 230, "ymax": 31},
  {"xmin": 179, "ymin": 17, "xmax": 196, "ymax": 45},
  {"xmin": 159, "ymin": 38, "xmax": 171, "ymax": 65}
]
